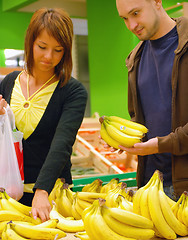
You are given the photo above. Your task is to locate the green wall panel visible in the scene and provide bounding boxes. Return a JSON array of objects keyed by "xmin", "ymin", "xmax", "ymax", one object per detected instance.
[{"xmin": 87, "ymin": 0, "xmax": 139, "ymax": 119}]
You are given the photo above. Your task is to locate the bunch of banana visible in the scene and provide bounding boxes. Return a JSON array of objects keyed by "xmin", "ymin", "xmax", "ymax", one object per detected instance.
[
  {"xmin": 0, "ymin": 190, "xmax": 41, "ymax": 225},
  {"xmin": 99, "ymin": 115, "xmax": 148, "ymax": 149},
  {"xmin": 4, "ymin": 220, "xmax": 66, "ymax": 240},
  {"xmin": 82, "ymin": 179, "xmax": 103, "ymax": 193},
  {"xmin": 82, "ymin": 198, "xmax": 155, "ymax": 240},
  {"xmin": 55, "ymin": 183, "xmax": 74, "ymax": 218},
  {"xmin": 48, "ymin": 178, "xmax": 65, "ymax": 205},
  {"xmin": 105, "ymin": 182, "xmax": 127, "ymax": 207},
  {"xmin": 116, "ymin": 194, "xmax": 133, "ymax": 212},
  {"xmin": 72, "ymin": 192, "xmax": 93, "ymax": 220},
  {"xmin": 0, "ymin": 188, "xmax": 31, "ymax": 216},
  {"xmin": 100, "ymin": 178, "xmax": 119, "ymax": 193},
  {"xmin": 144, "ymin": 170, "xmax": 188, "ymax": 239},
  {"xmin": 50, "ymin": 201, "xmax": 85, "ymax": 232}
]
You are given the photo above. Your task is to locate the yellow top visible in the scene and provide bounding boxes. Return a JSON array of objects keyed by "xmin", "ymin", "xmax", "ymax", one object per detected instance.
[{"xmin": 10, "ymin": 71, "xmax": 58, "ymax": 139}]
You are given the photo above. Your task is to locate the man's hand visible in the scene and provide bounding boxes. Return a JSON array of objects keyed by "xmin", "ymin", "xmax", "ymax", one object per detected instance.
[
  {"xmin": 31, "ymin": 189, "xmax": 51, "ymax": 222},
  {"xmin": 118, "ymin": 137, "xmax": 159, "ymax": 156},
  {"xmin": 0, "ymin": 95, "xmax": 7, "ymax": 115}
]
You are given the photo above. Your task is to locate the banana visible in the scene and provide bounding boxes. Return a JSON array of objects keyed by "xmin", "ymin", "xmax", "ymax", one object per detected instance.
[
  {"xmin": 102, "ymin": 207, "xmax": 155, "ymax": 239},
  {"xmin": 2, "ymin": 223, "xmax": 28, "ymax": 240},
  {"xmin": 77, "ymin": 197, "xmax": 92, "ymax": 210},
  {"xmin": 148, "ymin": 172, "xmax": 177, "ymax": 239},
  {"xmin": 104, "ymin": 120, "xmax": 141, "ymax": 148},
  {"xmin": 2, "ymin": 190, "xmax": 31, "ymax": 216},
  {"xmin": 106, "ymin": 115, "xmax": 148, "ymax": 133},
  {"xmin": 105, "ymin": 183, "xmax": 127, "ymax": 208},
  {"xmin": 0, "ymin": 210, "xmax": 40, "ymax": 224},
  {"xmin": 177, "ymin": 195, "xmax": 185, "ymax": 224},
  {"xmin": 107, "ymin": 207, "xmax": 153, "ymax": 229},
  {"xmin": 48, "ymin": 178, "xmax": 64, "ymax": 204},
  {"xmin": 50, "ymin": 202, "xmax": 85, "ymax": 232},
  {"xmin": 82, "ymin": 179, "xmax": 103, "ymax": 193},
  {"xmin": 158, "ymin": 181, "xmax": 188, "ymax": 237},
  {"xmin": 133, "ymin": 170, "xmax": 157, "ymax": 215},
  {"xmin": 35, "ymin": 219, "xmax": 59, "ymax": 228},
  {"xmin": 100, "ymin": 122, "xmax": 120, "ymax": 149},
  {"xmin": 171, "ymin": 194, "xmax": 183, "ymax": 218},
  {"xmin": 100, "ymin": 178, "xmax": 119, "ymax": 193},
  {"xmin": 72, "ymin": 194, "xmax": 82, "ymax": 220},
  {"xmin": 86, "ymin": 199, "xmax": 135, "ymax": 240},
  {"xmin": 10, "ymin": 221, "xmax": 66, "ymax": 240},
  {"xmin": 182, "ymin": 191, "xmax": 188, "ymax": 227},
  {"xmin": 74, "ymin": 232, "xmax": 90, "ymax": 240},
  {"xmin": 126, "ymin": 189, "xmax": 135, "ymax": 202},
  {"xmin": 104, "ymin": 117, "xmax": 144, "ymax": 137},
  {"xmin": 77, "ymin": 192, "xmax": 106, "ymax": 203},
  {"xmin": 139, "ymin": 187, "xmax": 152, "ymax": 220},
  {"xmin": 55, "ymin": 183, "xmax": 73, "ymax": 218},
  {"xmin": 116, "ymin": 194, "xmax": 133, "ymax": 212}
]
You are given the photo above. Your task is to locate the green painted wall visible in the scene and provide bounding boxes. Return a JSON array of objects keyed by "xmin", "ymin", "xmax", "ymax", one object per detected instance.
[
  {"xmin": 0, "ymin": 0, "xmax": 32, "ymax": 50},
  {"xmin": 86, "ymin": 0, "xmax": 138, "ymax": 119},
  {"xmin": 86, "ymin": 0, "xmax": 185, "ymax": 119}
]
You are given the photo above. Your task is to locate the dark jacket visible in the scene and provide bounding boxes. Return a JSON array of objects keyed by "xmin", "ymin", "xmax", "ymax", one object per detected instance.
[
  {"xmin": 126, "ymin": 17, "xmax": 188, "ymax": 197},
  {"xmin": 0, "ymin": 71, "xmax": 87, "ymax": 194}
]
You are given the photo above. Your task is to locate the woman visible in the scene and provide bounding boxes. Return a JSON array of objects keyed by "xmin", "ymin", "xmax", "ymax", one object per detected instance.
[{"xmin": 0, "ymin": 8, "xmax": 87, "ymax": 221}]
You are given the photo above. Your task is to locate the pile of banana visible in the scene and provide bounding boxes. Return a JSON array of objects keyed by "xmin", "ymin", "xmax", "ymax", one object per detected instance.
[
  {"xmin": 1, "ymin": 172, "xmax": 188, "ymax": 240},
  {"xmin": 99, "ymin": 115, "xmax": 148, "ymax": 149},
  {"xmin": 82, "ymin": 198, "xmax": 155, "ymax": 240},
  {"xmin": 133, "ymin": 170, "xmax": 188, "ymax": 239}
]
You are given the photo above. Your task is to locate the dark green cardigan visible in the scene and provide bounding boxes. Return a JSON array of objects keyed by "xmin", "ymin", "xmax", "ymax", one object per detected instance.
[{"xmin": 0, "ymin": 71, "xmax": 87, "ymax": 194}]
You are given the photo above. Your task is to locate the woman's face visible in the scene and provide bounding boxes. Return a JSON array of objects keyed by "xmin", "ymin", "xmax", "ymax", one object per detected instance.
[{"xmin": 33, "ymin": 29, "xmax": 64, "ymax": 73}]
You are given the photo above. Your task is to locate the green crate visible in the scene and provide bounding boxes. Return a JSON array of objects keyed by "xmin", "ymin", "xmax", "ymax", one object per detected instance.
[{"xmin": 72, "ymin": 172, "xmax": 137, "ymax": 192}]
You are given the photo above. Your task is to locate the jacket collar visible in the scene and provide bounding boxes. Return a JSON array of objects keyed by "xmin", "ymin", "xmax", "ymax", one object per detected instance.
[{"xmin": 126, "ymin": 17, "xmax": 188, "ymax": 72}]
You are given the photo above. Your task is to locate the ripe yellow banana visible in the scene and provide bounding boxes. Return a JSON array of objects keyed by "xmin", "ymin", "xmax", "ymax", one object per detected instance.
[
  {"xmin": 182, "ymin": 191, "xmax": 188, "ymax": 227},
  {"xmin": 148, "ymin": 173, "xmax": 177, "ymax": 239},
  {"xmin": 104, "ymin": 121, "xmax": 141, "ymax": 148},
  {"xmin": 48, "ymin": 178, "xmax": 65, "ymax": 204},
  {"xmin": 177, "ymin": 195, "xmax": 185, "ymax": 224},
  {"xmin": 116, "ymin": 194, "xmax": 133, "ymax": 212},
  {"xmin": 82, "ymin": 179, "xmax": 103, "ymax": 193},
  {"xmin": 74, "ymin": 232, "xmax": 90, "ymax": 240},
  {"xmin": 126, "ymin": 189, "xmax": 135, "ymax": 202},
  {"xmin": 9, "ymin": 221, "xmax": 66, "ymax": 240},
  {"xmin": 55, "ymin": 184, "xmax": 73, "ymax": 218},
  {"xmin": 0, "ymin": 210, "xmax": 40, "ymax": 224},
  {"xmin": 76, "ymin": 192, "xmax": 106, "ymax": 203},
  {"xmin": 105, "ymin": 117, "xmax": 144, "ymax": 137},
  {"xmin": 35, "ymin": 219, "xmax": 59, "ymax": 228},
  {"xmin": 107, "ymin": 207, "xmax": 153, "ymax": 229},
  {"xmin": 100, "ymin": 178, "xmax": 119, "ymax": 193},
  {"xmin": 100, "ymin": 122, "xmax": 120, "ymax": 149},
  {"xmin": 50, "ymin": 202, "xmax": 85, "ymax": 232},
  {"xmin": 2, "ymin": 223, "xmax": 27, "ymax": 240},
  {"xmin": 105, "ymin": 183, "xmax": 127, "ymax": 208},
  {"xmin": 106, "ymin": 115, "xmax": 148, "ymax": 133},
  {"xmin": 77, "ymin": 197, "xmax": 92, "ymax": 210},
  {"xmin": 171, "ymin": 194, "xmax": 182, "ymax": 218},
  {"xmin": 133, "ymin": 170, "xmax": 157, "ymax": 215},
  {"xmin": 102, "ymin": 207, "xmax": 155, "ymax": 239},
  {"xmin": 158, "ymin": 181, "xmax": 188, "ymax": 236},
  {"xmin": 72, "ymin": 194, "xmax": 82, "ymax": 220},
  {"xmin": 87, "ymin": 199, "xmax": 134, "ymax": 240}
]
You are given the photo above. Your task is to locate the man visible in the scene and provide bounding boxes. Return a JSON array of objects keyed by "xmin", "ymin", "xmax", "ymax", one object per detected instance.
[{"xmin": 116, "ymin": 0, "xmax": 188, "ymax": 199}]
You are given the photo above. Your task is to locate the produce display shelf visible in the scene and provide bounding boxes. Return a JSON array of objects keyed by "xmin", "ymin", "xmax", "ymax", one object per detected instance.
[{"xmin": 72, "ymin": 171, "xmax": 137, "ymax": 192}]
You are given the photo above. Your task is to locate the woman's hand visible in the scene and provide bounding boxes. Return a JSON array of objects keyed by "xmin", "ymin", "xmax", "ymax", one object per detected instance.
[
  {"xmin": 119, "ymin": 137, "xmax": 159, "ymax": 156},
  {"xmin": 31, "ymin": 189, "xmax": 52, "ymax": 222},
  {"xmin": 0, "ymin": 95, "xmax": 7, "ymax": 115}
]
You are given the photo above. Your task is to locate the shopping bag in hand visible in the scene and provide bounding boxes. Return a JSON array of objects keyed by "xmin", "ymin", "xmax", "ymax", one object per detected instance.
[{"xmin": 0, "ymin": 106, "xmax": 24, "ymax": 200}]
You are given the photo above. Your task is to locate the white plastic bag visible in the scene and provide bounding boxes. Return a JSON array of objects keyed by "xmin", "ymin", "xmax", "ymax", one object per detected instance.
[{"xmin": 0, "ymin": 106, "xmax": 24, "ymax": 200}]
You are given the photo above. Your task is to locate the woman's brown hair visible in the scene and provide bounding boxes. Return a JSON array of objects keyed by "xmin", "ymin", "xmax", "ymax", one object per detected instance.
[{"xmin": 24, "ymin": 8, "xmax": 73, "ymax": 87}]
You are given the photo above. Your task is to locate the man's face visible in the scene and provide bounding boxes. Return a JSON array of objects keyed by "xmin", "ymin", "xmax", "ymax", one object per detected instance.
[{"xmin": 116, "ymin": 0, "xmax": 161, "ymax": 40}]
